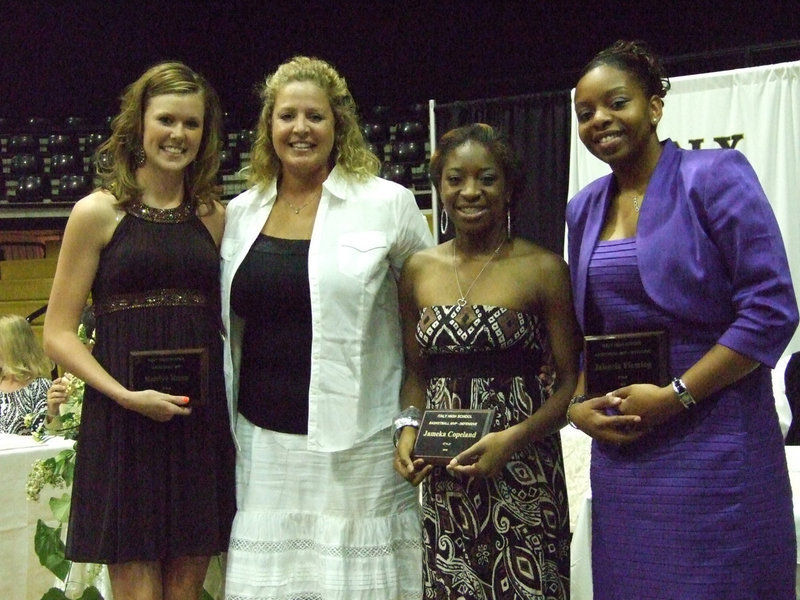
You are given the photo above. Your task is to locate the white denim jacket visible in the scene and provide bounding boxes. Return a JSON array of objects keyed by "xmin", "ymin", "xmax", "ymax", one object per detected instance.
[{"xmin": 220, "ymin": 166, "xmax": 433, "ymax": 452}]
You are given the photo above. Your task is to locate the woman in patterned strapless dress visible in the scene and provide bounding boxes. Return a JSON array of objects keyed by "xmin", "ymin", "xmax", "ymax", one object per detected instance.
[
  {"xmin": 394, "ymin": 124, "xmax": 582, "ymax": 599},
  {"xmin": 43, "ymin": 62, "xmax": 235, "ymax": 599}
]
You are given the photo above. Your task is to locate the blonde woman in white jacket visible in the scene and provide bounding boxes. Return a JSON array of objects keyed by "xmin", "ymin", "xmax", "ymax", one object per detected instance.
[{"xmin": 220, "ymin": 56, "xmax": 432, "ymax": 600}]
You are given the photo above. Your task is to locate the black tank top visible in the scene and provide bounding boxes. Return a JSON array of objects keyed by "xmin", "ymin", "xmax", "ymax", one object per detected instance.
[{"xmin": 231, "ymin": 234, "xmax": 311, "ymax": 433}]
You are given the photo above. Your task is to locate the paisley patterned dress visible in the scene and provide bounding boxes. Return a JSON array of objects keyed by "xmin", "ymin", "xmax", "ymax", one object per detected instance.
[{"xmin": 416, "ymin": 304, "xmax": 569, "ymax": 600}]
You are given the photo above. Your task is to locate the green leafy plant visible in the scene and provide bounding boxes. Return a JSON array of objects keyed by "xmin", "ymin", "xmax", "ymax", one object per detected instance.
[{"xmin": 26, "ymin": 376, "xmax": 102, "ymax": 600}]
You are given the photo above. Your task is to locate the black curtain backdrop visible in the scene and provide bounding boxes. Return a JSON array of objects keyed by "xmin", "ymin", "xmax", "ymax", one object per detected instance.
[{"xmin": 434, "ymin": 90, "xmax": 572, "ymax": 255}]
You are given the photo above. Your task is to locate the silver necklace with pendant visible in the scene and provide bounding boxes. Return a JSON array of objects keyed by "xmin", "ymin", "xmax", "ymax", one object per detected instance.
[{"xmin": 452, "ymin": 239, "xmax": 506, "ymax": 307}]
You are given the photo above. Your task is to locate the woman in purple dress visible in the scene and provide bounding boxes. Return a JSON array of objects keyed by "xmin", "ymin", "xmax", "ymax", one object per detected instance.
[{"xmin": 566, "ymin": 40, "xmax": 798, "ymax": 598}]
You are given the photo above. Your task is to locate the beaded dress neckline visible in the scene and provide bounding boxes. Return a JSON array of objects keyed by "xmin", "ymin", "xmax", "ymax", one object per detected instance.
[{"xmin": 127, "ymin": 200, "xmax": 194, "ymax": 223}]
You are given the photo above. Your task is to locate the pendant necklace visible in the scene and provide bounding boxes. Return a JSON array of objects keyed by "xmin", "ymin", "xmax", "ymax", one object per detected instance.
[
  {"xmin": 279, "ymin": 190, "xmax": 318, "ymax": 214},
  {"xmin": 452, "ymin": 239, "xmax": 506, "ymax": 307},
  {"xmin": 285, "ymin": 198, "xmax": 311, "ymax": 214}
]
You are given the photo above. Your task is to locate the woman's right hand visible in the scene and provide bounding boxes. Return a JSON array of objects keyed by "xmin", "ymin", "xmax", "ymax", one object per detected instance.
[
  {"xmin": 393, "ymin": 426, "xmax": 432, "ymax": 486},
  {"xmin": 569, "ymin": 394, "xmax": 645, "ymax": 445},
  {"xmin": 46, "ymin": 377, "xmax": 69, "ymax": 420},
  {"xmin": 118, "ymin": 390, "xmax": 192, "ymax": 422}
]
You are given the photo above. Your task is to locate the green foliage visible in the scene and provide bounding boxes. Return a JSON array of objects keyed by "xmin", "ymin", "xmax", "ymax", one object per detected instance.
[
  {"xmin": 40, "ymin": 585, "xmax": 103, "ymax": 600},
  {"xmin": 49, "ymin": 493, "xmax": 72, "ymax": 523},
  {"xmin": 26, "ymin": 368, "xmax": 105, "ymax": 598},
  {"xmin": 80, "ymin": 588, "xmax": 104, "ymax": 600},
  {"xmin": 34, "ymin": 520, "xmax": 70, "ymax": 581},
  {"xmin": 26, "ymin": 448, "xmax": 76, "ymax": 502}
]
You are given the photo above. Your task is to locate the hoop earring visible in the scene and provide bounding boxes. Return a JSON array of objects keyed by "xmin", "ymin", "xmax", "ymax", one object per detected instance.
[
  {"xmin": 134, "ymin": 146, "xmax": 146, "ymax": 168},
  {"xmin": 440, "ymin": 209, "xmax": 449, "ymax": 236},
  {"xmin": 506, "ymin": 206, "xmax": 512, "ymax": 240}
]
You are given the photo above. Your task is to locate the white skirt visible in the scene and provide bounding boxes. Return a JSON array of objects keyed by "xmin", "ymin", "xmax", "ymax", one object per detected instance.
[{"xmin": 225, "ymin": 416, "xmax": 422, "ymax": 600}]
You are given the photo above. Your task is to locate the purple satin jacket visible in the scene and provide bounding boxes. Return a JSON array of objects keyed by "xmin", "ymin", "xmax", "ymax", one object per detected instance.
[{"xmin": 566, "ymin": 139, "xmax": 798, "ymax": 368}]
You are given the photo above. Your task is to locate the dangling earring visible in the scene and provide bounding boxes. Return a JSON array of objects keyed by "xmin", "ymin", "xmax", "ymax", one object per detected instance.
[
  {"xmin": 134, "ymin": 146, "xmax": 146, "ymax": 168},
  {"xmin": 506, "ymin": 206, "xmax": 512, "ymax": 241},
  {"xmin": 440, "ymin": 209, "xmax": 449, "ymax": 236}
]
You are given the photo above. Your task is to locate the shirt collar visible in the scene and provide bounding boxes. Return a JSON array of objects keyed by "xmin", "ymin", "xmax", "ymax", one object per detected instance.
[
  {"xmin": 257, "ymin": 164, "xmax": 350, "ymax": 207},
  {"xmin": 255, "ymin": 178, "xmax": 278, "ymax": 208},
  {"xmin": 322, "ymin": 165, "xmax": 348, "ymax": 201}
]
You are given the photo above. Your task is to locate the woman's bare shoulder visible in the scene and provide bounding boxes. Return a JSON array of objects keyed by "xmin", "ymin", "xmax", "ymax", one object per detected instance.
[
  {"xmin": 512, "ymin": 238, "xmax": 565, "ymax": 263},
  {"xmin": 61, "ymin": 190, "xmax": 124, "ymax": 251},
  {"xmin": 506, "ymin": 239, "xmax": 569, "ymax": 288},
  {"xmin": 406, "ymin": 242, "xmax": 453, "ymax": 271},
  {"xmin": 69, "ymin": 189, "xmax": 121, "ymax": 224}
]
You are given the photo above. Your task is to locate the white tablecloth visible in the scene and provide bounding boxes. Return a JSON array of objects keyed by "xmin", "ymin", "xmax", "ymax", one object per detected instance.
[
  {"xmin": 786, "ymin": 446, "xmax": 800, "ymax": 599},
  {"xmin": 560, "ymin": 426, "xmax": 592, "ymax": 532},
  {"xmin": 0, "ymin": 434, "xmax": 75, "ymax": 600},
  {"xmin": 560, "ymin": 426, "xmax": 594, "ymax": 600}
]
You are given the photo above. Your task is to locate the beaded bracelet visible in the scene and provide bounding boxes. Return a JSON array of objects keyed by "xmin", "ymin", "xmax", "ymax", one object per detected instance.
[{"xmin": 392, "ymin": 405, "xmax": 422, "ymax": 447}]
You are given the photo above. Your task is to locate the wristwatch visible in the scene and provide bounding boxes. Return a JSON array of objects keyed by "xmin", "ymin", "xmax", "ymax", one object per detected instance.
[{"xmin": 671, "ymin": 377, "xmax": 696, "ymax": 409}]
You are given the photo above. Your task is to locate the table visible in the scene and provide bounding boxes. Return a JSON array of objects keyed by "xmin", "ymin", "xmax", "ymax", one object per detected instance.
[
  {"xmin": 785, "ymin": 446, "xmax": 800, "ymax": 600},
  {"xmin": 560, "ymin": 425, "xmax": 592, "ymax": 532},
  {"xmin": 559, "ymin": 426, "xmax": 593, "ymax": 600},
  {"xmin": 0, "ymin": 433, "xmax": 75, "ymax": 600},
  {"xmin": 568, "ymin": 444, "xmax": 800, "ymax": 600}
]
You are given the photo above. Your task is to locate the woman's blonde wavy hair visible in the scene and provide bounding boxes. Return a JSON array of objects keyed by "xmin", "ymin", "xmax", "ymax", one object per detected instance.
[
  {"xmin": 0, "ymin": 315, "xmax": 53, "ymax": 382},
  {"xmin": 94, "ymin": 61, "xmax": 223, "ymax": 214},
  {"xmin": 247, "ymin": 56, "xmax": 380, "ymax": 188}
]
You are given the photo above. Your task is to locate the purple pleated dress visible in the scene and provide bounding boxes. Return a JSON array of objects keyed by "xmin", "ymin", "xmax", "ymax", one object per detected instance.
[{"xmin": 586, "ymin": 238, "xmax": 795, "ymax": 599}]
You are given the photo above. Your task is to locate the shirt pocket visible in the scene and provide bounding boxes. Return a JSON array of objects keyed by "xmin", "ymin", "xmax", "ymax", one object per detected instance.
[
  {"xmin": 220, "ymin": 236, "xmax": 241, "ymax": 262},
  {"xmin": 337, "ymin": 231, "xmax": 388, "ymax": 282}
]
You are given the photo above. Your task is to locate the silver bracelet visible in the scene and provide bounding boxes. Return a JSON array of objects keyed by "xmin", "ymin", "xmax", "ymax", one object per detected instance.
[
  {"xmin": 392, "ymin": 405, "xmax": 422, "ymax": 447},
  {"xmin": 566, "ymin": 394, "xmax": 587, "ymax": 429}
]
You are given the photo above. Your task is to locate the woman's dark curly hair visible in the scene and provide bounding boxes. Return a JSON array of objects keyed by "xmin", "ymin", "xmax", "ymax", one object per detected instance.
[
  {"xmin": 429, "ymin": 123, "xmax": 522, "ymax": 207},
  {"xmin": 579, "ymin": 40, "xmax": 671, "ymax": 99}
]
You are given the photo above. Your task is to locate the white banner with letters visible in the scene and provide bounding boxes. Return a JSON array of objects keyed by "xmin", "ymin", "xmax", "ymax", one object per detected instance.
[{"xmin": 567, "ymin": 60, "xmax": 800, "ymax": 354}]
